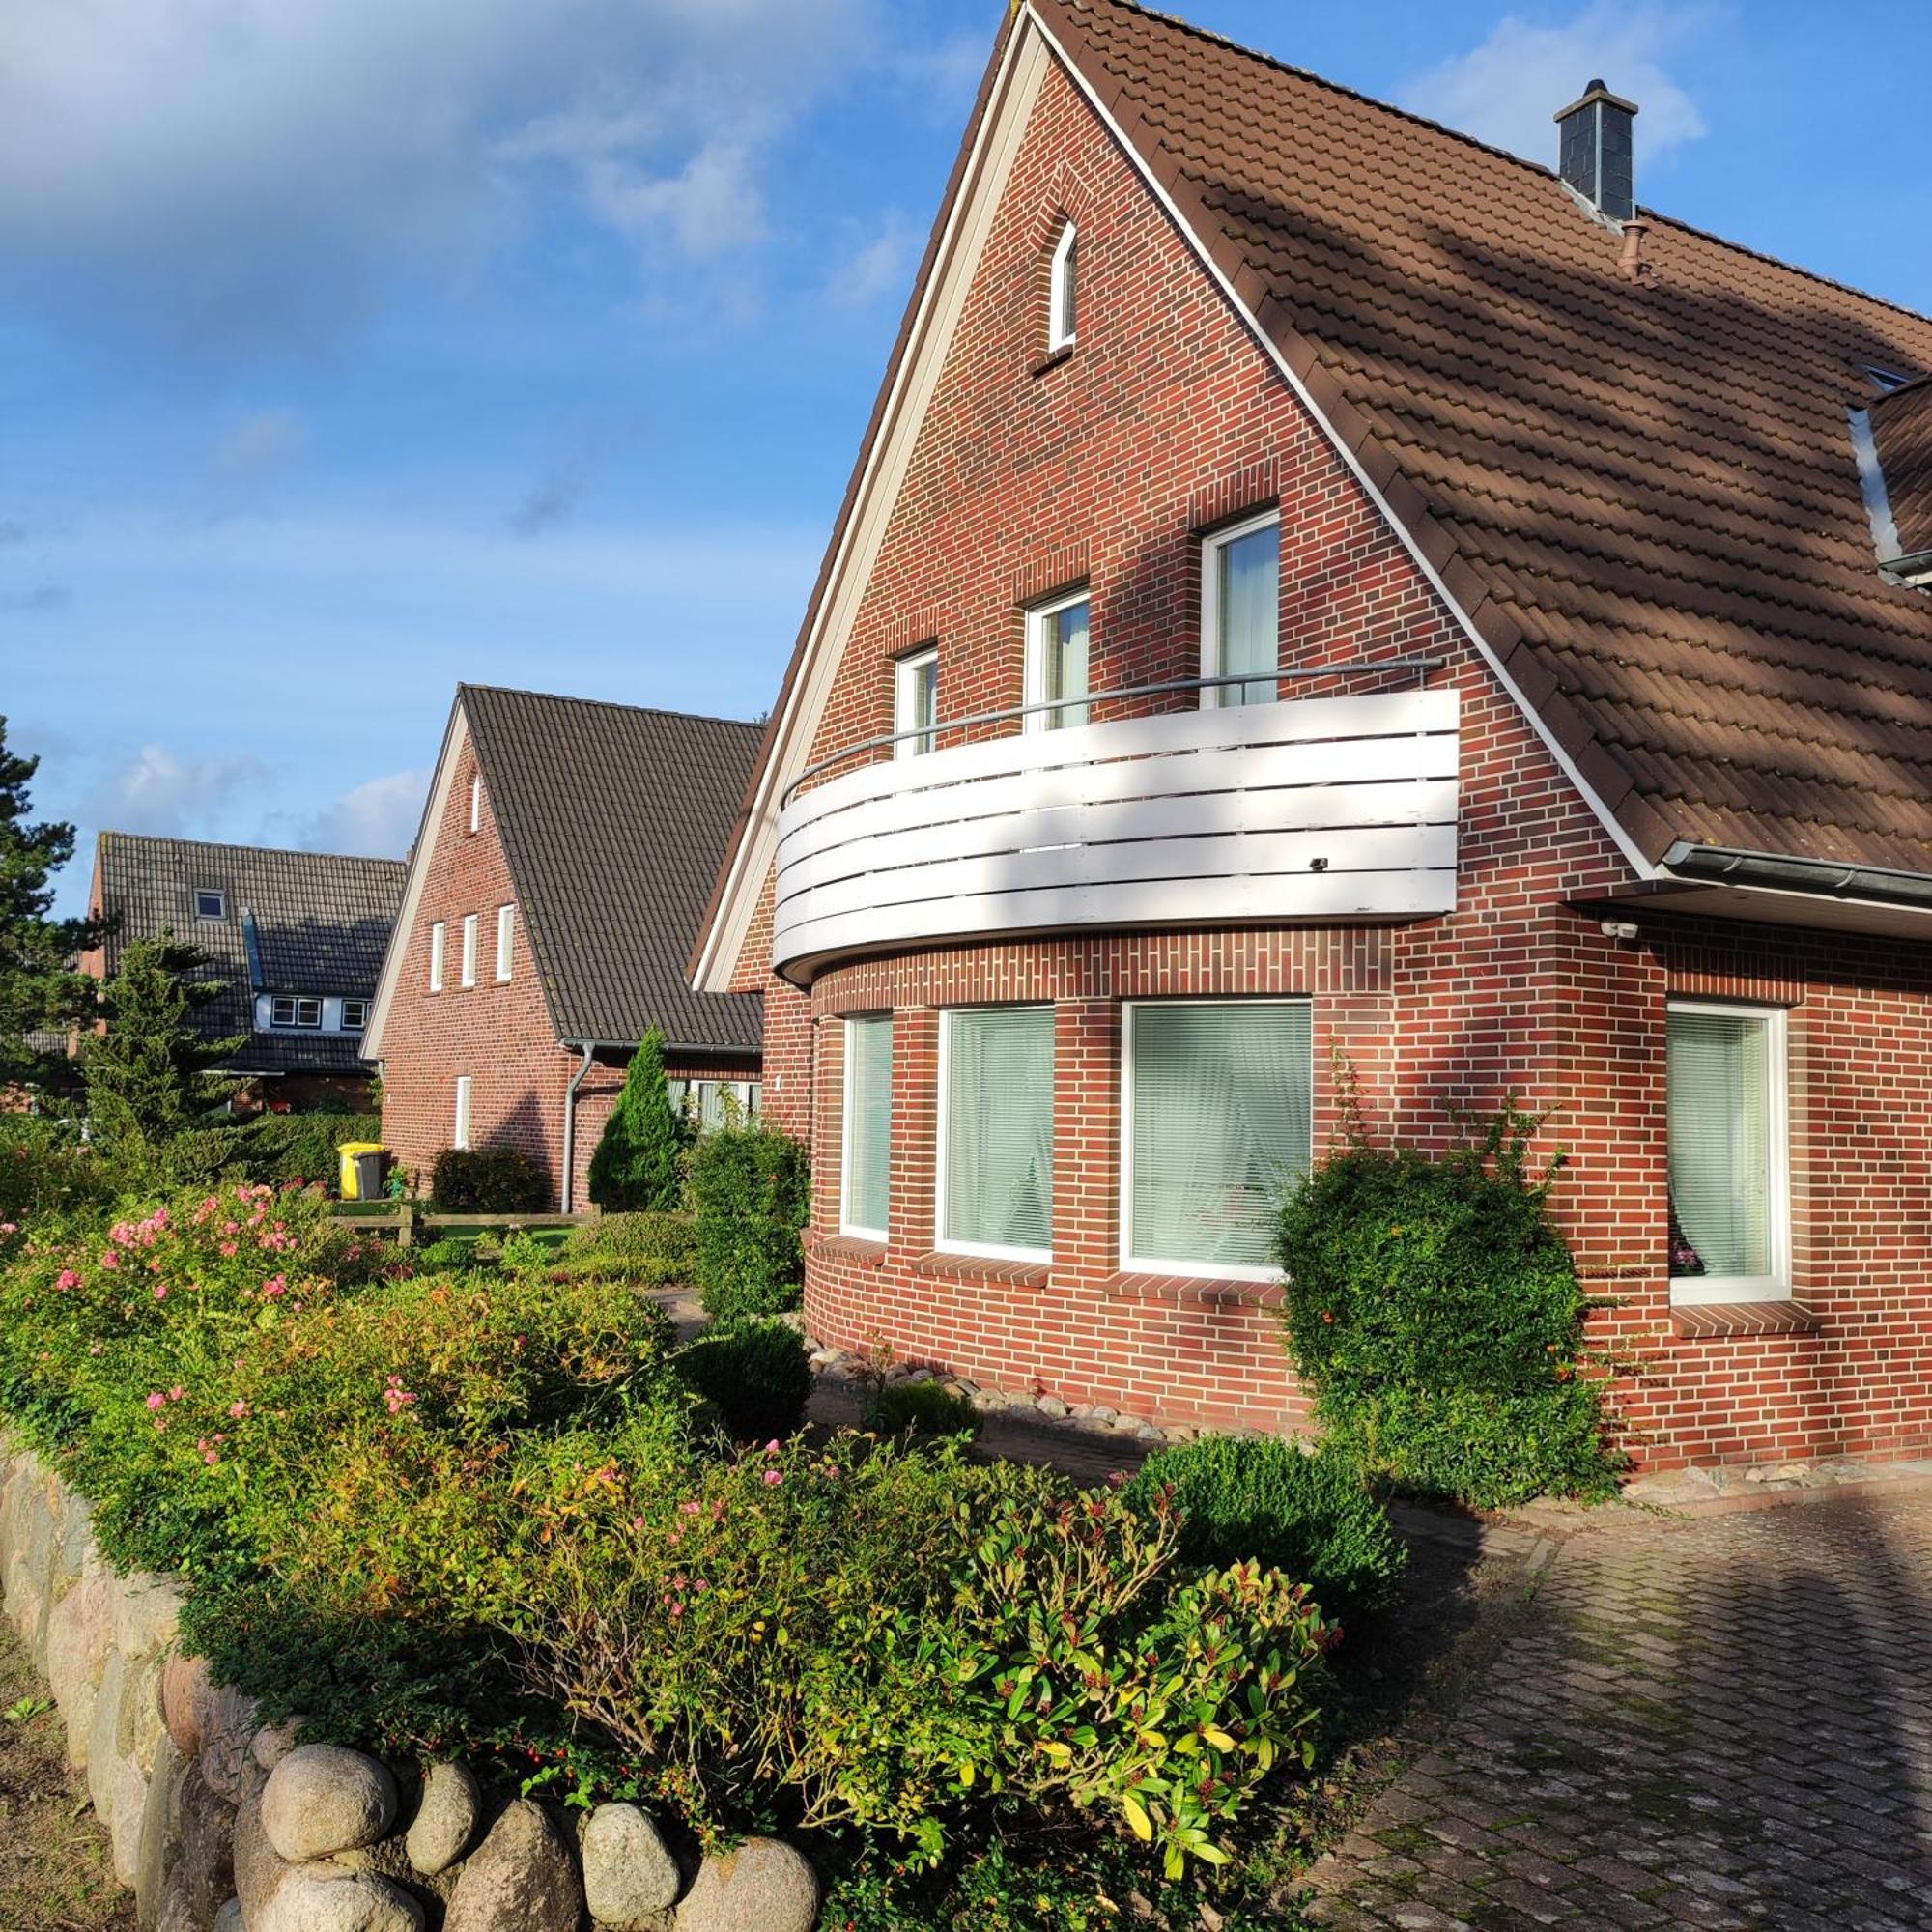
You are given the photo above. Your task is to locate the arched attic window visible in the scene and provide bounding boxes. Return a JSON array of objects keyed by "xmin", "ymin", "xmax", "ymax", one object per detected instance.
[{"xmin": 1047, "ymin": 219, "xmax": 1078, "ymax": 353}]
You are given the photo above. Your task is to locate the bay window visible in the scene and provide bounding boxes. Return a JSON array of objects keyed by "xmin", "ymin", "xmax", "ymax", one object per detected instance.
[
  {"xmin": 1667, "ymin": 1000, "xmax": 1789, "ymax": 1302},
  {"xmin": 939, "ymin": 1006, "xmax": 1054, "ymax": 1259},
  {"xmin": 1123, "ymin": 999, "xmax": 1312, "ymax": 1278},
  {"xmin": 1202, "ymin": 509, "xmax": 1281, "ymax": 707},
  {"xmin": 840, "ymin": 1014, "xmax": 894, "ymax": 1239}
]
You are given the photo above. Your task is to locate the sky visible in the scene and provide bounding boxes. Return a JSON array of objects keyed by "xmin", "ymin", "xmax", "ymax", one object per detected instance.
[{"xmin": 6, "ymin": 0, "xmax": 1929, "ymax": 918}]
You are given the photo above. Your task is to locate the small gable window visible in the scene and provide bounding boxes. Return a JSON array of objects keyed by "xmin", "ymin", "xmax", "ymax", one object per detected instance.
[
  {"xmin": 468, "ymin": 775, "xmax": 482, "ymax": 834},
  {"xmin": 1047, "ymin": 220, "xmax": 1078, "ymax": 353},
  {"xmin": 194, "ymin": 889, "xmax": 225, "ymax": 921}
]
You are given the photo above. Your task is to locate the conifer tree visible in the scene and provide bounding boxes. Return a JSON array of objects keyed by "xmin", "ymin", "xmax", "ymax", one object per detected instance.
[{"xmin": 587, "ymin": 1027, "xmax": 690, "ymax": 1211}]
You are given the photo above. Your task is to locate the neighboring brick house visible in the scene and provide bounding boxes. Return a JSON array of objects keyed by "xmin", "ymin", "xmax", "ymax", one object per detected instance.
[
  {"xmin": 692, "ymin": 0, "xmax": 1932, "ymax": 1473},
  {"xmin": 365, "ymin": 686, "xmax": 762, "ymax": 1208},
  {"xmin": 85, "ymin": 833, "xmax": 404, "ymax": 1112}
]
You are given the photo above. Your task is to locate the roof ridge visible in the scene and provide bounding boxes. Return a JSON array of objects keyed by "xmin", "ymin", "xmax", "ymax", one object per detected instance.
[
  {"xmin": 1075, "ymin": 0, "xmax": 1932, "ymax": 334},
  {"xmin": 98, "ymin": 829, "xmax": 408, "ymax": 868},
  {"xmin": 459, "ymin": 682, "xmax": 763, "ymax": 734}
]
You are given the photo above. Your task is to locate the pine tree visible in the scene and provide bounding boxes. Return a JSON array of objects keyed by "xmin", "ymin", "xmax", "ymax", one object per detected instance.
[
  {"xmin": 0, "ymin": 716, "xmax": 103, "ymax": 1094},
  {"xmin": 81, "ymin": 937, "xmax": 244, "ymax": 1160},
  {"xmin": 587, "ymin": 1027, "xmax": 691, "ymax": 1211}
]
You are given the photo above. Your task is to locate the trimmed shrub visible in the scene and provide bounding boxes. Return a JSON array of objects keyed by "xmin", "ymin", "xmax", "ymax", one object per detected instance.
[
  {"xmin": 587, "ymin": 1030, "xmax": 689, "ymax": 1212},
  {"xmin": 867, "ymin": 1379, "xmax": 981, "ymax": 1443},
  {"xmin": 688, "ymin": 1123, "xmax": 810, "ymax": 1323},
  {"xmin": 674, "ymin": 1321, "xmax": 812, "ymax": 1442},
  {"xmin": 429, "ymin": 1145, "xmax": 549, "ymax": 1213},
  {"xmin": 561, "ymin": 1209, "xmax": 695, "ymax": 1286},
  {"xmin": 243, "ymin": 1112, "xmax": 383, "ymax": 1191},
  {"xmin": 1276, "ymin": 1103, "xmax": 1619, "ymax": 1508},
  {"xmin": 1126, "ymin": 1435, "xmax": 1405, "ymax": 1624}
]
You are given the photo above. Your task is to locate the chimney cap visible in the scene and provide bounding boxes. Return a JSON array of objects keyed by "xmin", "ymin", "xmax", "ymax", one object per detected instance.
[{"xmin": 1555, "ymin": 79, "xmax": 1640, "ymax": 123}]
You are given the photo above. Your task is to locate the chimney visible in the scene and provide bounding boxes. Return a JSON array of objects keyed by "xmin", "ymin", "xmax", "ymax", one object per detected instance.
[{"xmin": 1554, "ymin": 79, "xmax": 1639, "ymax": 222}]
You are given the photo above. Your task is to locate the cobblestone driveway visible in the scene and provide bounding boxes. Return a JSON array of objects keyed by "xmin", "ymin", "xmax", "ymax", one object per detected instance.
[{"xmin": 1304, "ymin": 1489, "xmax": 1932, "ymax": 1931}]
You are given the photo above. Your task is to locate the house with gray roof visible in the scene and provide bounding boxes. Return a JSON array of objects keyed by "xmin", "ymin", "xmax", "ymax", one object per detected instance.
[{"xmin": 85, "ymin": 832, "xmax": 407, "ymax": 1109}]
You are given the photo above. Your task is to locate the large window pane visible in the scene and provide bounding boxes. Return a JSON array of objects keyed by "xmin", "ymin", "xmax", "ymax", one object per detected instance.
[
  {"xmin": 1668, "ymin": 1008, "xmax": 1776, "ymax": 1281},
  {"xmin": 1209, "ymin": 519, "xmax": 1280, "ymax": 706},
  {"xmin": 1129, "ymin": 1001, "xmax": 1311, "ymax": 1270},
  {"xmin": 895, "ymin": 650, "xmax": 938, "ymax": 757},
  {"xmin": 842, "ymin": 1015, "xmax": 894, "ymax": 1236},
  {"xmin": 1038, "ymin": 598, "xmax": 1090, "ymax": 729},
  {"xmin": 943, "ymin": 1007, "xmax": 1053, "ymax": 1254}
]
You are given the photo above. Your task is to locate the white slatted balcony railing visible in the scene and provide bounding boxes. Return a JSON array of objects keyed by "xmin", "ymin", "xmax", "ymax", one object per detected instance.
[{"xmin": 772, "ymin": 683, "xmax": 1459, "ymax": 982}]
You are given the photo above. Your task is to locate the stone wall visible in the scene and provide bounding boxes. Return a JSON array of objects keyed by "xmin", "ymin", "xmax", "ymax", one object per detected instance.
[{"xmin": 0, "ymin": 1440, "xmax": 821, "ymax": 1931}]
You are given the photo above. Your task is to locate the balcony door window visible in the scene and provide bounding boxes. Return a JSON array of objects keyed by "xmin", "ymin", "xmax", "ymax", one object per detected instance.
[
  {"xmin": 939, "ymin": 1006, "xmax": 1053, "ymax": 1259},
  {"xmin": 1123, "ymin": 1000, "xmax": 1312, "ymax": 1277},
  {"xmin": 1202, "ymin": 509, "xmax": 1280, "ymax": 707},
  {"xmin": 895, "ymin": 646, "xmax": 938, "ymax": 758},
  {"xmin": 1025, "ymin": 590, "xmax": 1090, "ymax": 732},
  {"xmin": 1668, "ymin": 1001, "xmax": 1789, "ymax": 1302},
  {"xmin": 840, "ymin": 1013, "xmax": 894, "ymax": 1240}
]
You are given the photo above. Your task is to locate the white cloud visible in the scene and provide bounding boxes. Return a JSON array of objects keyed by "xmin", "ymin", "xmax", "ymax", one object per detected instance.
[
  {"xmin": 825, "ymin": 214, "xmax": 919, "ymax": 310},
  {"xmin": 1400, "ymin": 4, "xmax": 1712, "ymax": 175},
  {"xmin": 301, "ymin": 770, "xmax": 430, "ymax": 859},
  {"xmin": 84, "ymin": 746, "xmax": 269, "ymax": 837},
  {"xmin": 218, "ymin": 410, "xmax": 306, "ymax": 475},
  {"xmin": 0, "ymin": 0, "xmax": 871, "ymax": 357}
]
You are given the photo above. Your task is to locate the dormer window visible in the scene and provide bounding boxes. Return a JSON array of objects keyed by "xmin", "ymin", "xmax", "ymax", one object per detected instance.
[
  {"xmin": 194, "ymin": 889, "xmax": 225, "ymax": 920},
  {"xmin": 1855, "ymin": 376, "xmax": 1932, "ymax": 587},
  {"xmin": 1047, "ymin": 220, "xmax": 1078, "ymax": 354},
  {"xmin": 341, "ymin": 998, "xmax": 369, "ymax": 1032},
  {"xmin": 271, "ymin": 996, "xmax": 323, "ymax": 1030}
]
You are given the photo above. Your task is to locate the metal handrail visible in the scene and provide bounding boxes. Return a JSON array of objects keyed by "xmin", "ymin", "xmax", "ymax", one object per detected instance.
[{"xmin": 779, "ymin": 657, "xmax": 1446, "ymax": 808}]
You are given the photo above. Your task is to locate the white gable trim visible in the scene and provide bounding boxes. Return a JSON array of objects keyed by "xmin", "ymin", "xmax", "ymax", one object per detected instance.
[
  {"xmin": 692, "ymin": 21, "xmax": 1052, "ymax": 993},
  {"xmin": 363, "ymin": 697, "xmax": 471, "ymax": 1060}
]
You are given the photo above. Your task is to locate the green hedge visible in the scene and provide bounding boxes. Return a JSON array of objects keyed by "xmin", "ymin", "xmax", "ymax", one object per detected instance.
[
  {"xmin": 560, "ymin": 1209, "xmax": 696, "ymax": 1286},
  {"xmin": 158, "ymin": 1112, "xmax": 384, "ymax": 1195},
  {"xmin": 429, "ymin": 1146, "xmax": 550, "ymax": 1213},
  {"xmin": 674, "ymin": 1320, "xmax": 813, "ymax": 1442},
  {"xmin": 687, "ymin": 1124, "xmax": 809, "ymax": 1324}
]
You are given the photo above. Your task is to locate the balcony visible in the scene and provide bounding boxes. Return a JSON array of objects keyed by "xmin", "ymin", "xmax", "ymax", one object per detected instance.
[{"xmin": 772, "ymin": 678, "xmax": 1460, "ymax": 983}]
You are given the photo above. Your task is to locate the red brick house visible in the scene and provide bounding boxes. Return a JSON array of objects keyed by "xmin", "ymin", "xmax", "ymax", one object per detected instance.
[
  {"xmin": 367, "ymin": 686, "xmax": 762, "ymax": 1208},
  {"xmin": 84, "ymin": 833, "xmax": 405, "ymax": 1113},
  {"xmin": 692, "ymin": 0, "xmax": 1932, "ymax": 1474}
]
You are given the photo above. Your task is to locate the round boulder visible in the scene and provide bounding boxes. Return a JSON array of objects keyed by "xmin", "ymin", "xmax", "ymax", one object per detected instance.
[
  {"xmin": 406, "ymin": 1761, "xmax": 483, "ymax": 1876},
  {"xmin": 582, "ymin": 1803, "xmax": 680, "ymax": 1926},
  {"xmin": 445, "ymin": 1799, "xmax": 582, "ymax": 1932},
  {"xmin": 252, "ymin": 1870, "xmax": 423, "ymax": 1932},
  {"xmin": 261, "ymin": 1744, "xmax": 399, "ymax": 1862},
  {"xmin": 675, "ymin": 1838, "xmax": 817, "ymax": 1932}
]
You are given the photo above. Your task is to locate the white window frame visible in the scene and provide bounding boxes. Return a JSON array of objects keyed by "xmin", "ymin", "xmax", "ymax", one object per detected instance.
[
  {"xmin": 1023, "ymin": 586, "xmax": 1091, "ymax": 734},
  {"xmin": 428, "ymin": 922, "xmax": 446, "ymax": 993},
  {"xmin": 1667, "ymin": 998, "xmax": 1791, "ymax": 1306},
  {"xmin": 894, "ymin": 645, "xmax": 938, "ymax": 759},
  {"xmin": 460, "ymin": 913, "xmax": 478, "ymax": 988},
  {"xmin": 934, "ymin": 1005, "xmax": 1054, "ymax": 1264},
  {"xmin": 839, "ymin": 1014, "xmax": 893, "ymax": 1242},
  {"xmin": 1200, "ymin": 506, "xmax": 1282, "ymax": 708},
  {"xmin": 270, "ymin": 996, "xmax": 297, "ymax": 1028},
  {"xmin": 1047, "ymin": 219, "xmax": 1077, "ymax": 353},
  {"xmin": 496, "ymin": 903, "xmax": 515, "ymax": 981},
  {"xmin": 1120, "ymin": 997, "xmax": 1313, "ymax": 1283},
  {"xmin": 468, "ymin": 775, "xmax": 482, "ymax": 834},
  {"xmin": 340, "ymin": 998, "xmax": 369, "ymax": 1032},
  {"xmin": 194, "ymin": 888, "xmax": 225, "ymax": 921},
  {"xmin": 453, "ymin": 1075, "xmax": 472, "ymax": 1151}
]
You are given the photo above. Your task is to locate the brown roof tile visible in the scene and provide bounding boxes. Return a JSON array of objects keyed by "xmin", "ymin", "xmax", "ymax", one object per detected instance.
[{"xmin": 1872, "ymin": 376, "xmax": 1932, "ymax": 562}]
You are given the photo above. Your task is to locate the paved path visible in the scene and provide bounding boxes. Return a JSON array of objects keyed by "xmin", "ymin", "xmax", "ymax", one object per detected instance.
[{"xmin": 1304, "ymin": 1488, "xmax": 1932, "ymax": 1931}]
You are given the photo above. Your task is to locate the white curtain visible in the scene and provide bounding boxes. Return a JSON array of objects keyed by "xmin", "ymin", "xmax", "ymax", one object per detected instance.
[
  {"xmin": 1130, "ymin": 1002, "xmax": 1310, "ymax": 1268},
  {"xmin": 944, "ymin": 1007, "xmax": 1054, "ymax": 1251},
  {"xmin": 1668, "ymin": 1009, "xmax": 1771, "ymax": 1278},
  {"xmin": 1046, "ymin": 601, "xmax": 1090, "ymax": 728},
  {"xmin": 1218, "ymin": 522, "xmax": 1279, "ymax": 706},
  {"xmin": 843, "ymin": 1016, "xmax": 894, "ymax": 1234}
]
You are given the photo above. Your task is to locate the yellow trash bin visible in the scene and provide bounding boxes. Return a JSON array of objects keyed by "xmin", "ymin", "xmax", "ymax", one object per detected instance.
[{"xmin": 337, "ymin": 1141, "xmax": 386, "ymax": 1201}]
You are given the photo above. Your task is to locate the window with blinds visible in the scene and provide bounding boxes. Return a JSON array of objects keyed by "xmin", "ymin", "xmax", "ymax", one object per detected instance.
[
  {"xmin": 841, "ymin": 1014, "xmax": 894, "ymax": 1239},
  {"xmin": 940, "ymin": 1006, "xmax": 1054, "ymax": 1257},
  {"xmin": 1667, "ymin": 1002, "xmax": 1787, "ymax": 1299},
  {"xmin": 1124, "ymin": 1000, "xmax": 1312, "ymax": 1274}
]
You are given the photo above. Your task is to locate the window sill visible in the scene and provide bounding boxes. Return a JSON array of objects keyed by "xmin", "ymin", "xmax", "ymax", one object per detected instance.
[
  {"xmin": 1670, "ymin": 1300, "xmax": 1820, "ymax": 1339},
  {"xmin": 910, "ymin": 1250, "xmax": 1050, "ymax": 1288},
  {"xmin": 811, "ymin": 1233, "xmax": 888, "ymax": 1268},
  {"xmin": 1031, "ymin": 344, "xmax": 1075, "ymax": 379},
  {"xmin": 1103, "ymin": 1269, "xmax": 1285, "ymax": 1309}
]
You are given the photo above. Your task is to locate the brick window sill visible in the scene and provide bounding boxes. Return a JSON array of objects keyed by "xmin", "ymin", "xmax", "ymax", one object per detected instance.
[
  {"xmin": 810, "ymin": 1234, "xmax": 887, "ymax": 1269},
  {"xmin": 1031, "ymin": 345, "xmax": 1075, "ymax": 379},
  {"xmin": 1103, "ymin": 1269, "xmax": 1285, "ymax": 1310},
  {"xmin": 910, "ymin": 1250, "xmax": 1050, "ymax": 1288},
  {"xmin": 1670, "ymin": 1299, "xmax": 1821, "ymax": 1339}
]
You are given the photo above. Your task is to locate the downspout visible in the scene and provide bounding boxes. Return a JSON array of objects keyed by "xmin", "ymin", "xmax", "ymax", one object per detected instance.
[{"xmin": 561, "ymin": 1043, "xmax": 598, "ymax": 1214}]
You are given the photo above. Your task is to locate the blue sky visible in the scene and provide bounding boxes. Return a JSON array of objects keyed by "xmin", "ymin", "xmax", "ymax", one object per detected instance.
[{"xmin": 7, "ymin": 0, "xmax": 1929, "ymax": 917}]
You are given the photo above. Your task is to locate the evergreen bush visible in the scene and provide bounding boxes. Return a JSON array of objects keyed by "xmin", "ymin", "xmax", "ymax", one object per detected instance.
[
  {"xmin": 1276, "ymin": 1102, "xmax": 1619, "ymax": 1508},
  {"xmin": 587, "ymin": 1030, "xmax": 689, "ymax": 1212},
  {"xmin": 430, "ymin": 1145, "xmax": 549, "ymax": 1213},
  {"xmin": 688, "ymin": 1122, "xmax": 810, "ymax": 1323},
  {"xmin": 674, "ymin": 1320, "xmax": 813, "ymax": 1441},
  {"xmin": 866, "ymin": 1379, "xmax": 981, "ymax": 1443},
  {"xmin": 560, "ymin": 1209, "xmax": 696, "ymax": 1285}
]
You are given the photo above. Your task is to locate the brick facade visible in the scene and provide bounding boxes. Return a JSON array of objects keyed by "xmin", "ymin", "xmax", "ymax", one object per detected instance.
[
  {"xmin": 378, "ymin": 734, "xmax": 757, "ymax": 1208},
  {"xmin": 722, "ymin": 56, "xmax": 1932, "ymax": 1474}
]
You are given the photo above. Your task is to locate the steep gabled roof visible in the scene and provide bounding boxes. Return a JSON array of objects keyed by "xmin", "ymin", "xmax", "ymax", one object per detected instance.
[
  {"xmin": 95, "ymin": 833, "xmax": 404, "ymax": 1076},
  {"xmin": 436, "ymin": 687, "xmax": 762, "ymax": 1052},
  {"xmin": 696, "ymin": 0, "xmax": 1932, "ymax": 986}
]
